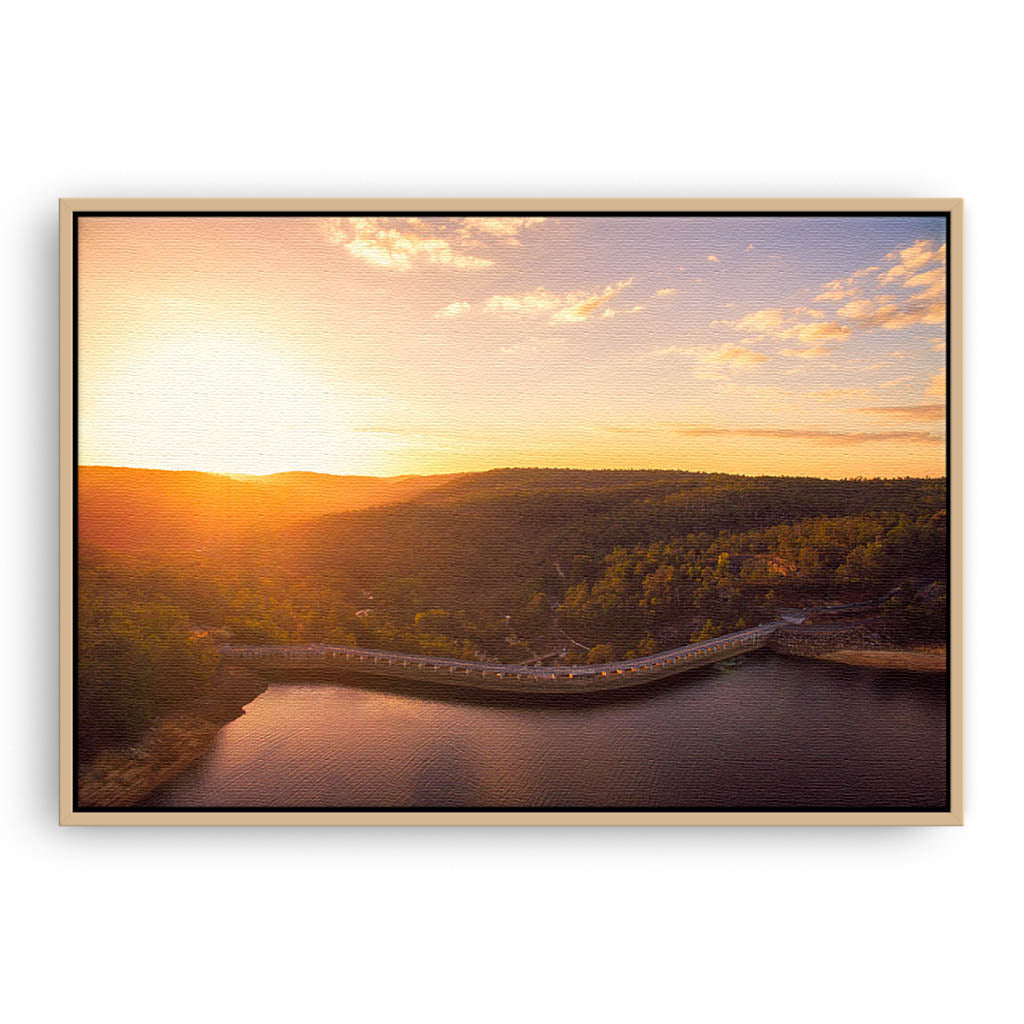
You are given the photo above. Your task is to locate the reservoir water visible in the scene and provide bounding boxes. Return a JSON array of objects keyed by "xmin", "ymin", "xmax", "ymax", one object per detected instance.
[{"xmin": 155, "ymin": 653, "xmax": 947, "ymax": 809}]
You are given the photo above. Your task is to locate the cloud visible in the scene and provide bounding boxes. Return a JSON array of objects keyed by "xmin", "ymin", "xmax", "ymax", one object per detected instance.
[
  {"xmin": 484, "ymin": 287, "xmax": 563, "ymax": 315},
  {"xmin": 837, "ymin": 288, "xmax": 945, "ymax": 330},
  {"xmin": 654, "ymin": 287, "xmax": 677, "ymax": 298},
  {"xmin": 654, "ymin": 342, "xmax": 768, "ymax": 367},
  {"xmin": 675, "ymin": 426, "xmax": 943, "ymax": 445},
  {"xmin": 779, "ymin": 344, "xmax": 834, "ymax": 359},
  {"xmin": 437, "ymin": 301, "xmax": 470, "ymax": 317},
  {"xmin": 326, "ymin": 217, "xmax": 495, "ymax": 271},
  {"xmin": 716, "ymin": 308, "xmax": 786, "ymax": 334},
  {"xmin": 878, "ymin": 239, "xmax": 946, "ymax": 284},
  {"xmin": 807, "ymin": 387, "xmax": 873, "ymax": 401},
  {"xmin": 931, "ymin": 336, "xmax": 946, "ymax": 351},
  {"xmin": 554, "ymin": 278, "xmax": 635, "ymax": 322},
  {"xmin": 707, "ymin": 254, "xmax": 720, "ymax": 262},
  {"xmin": 904, "ymin": 267, "xmax": 942, "ymax": 290},
  {"xmin": 700, "ymin": 343, "xmax": 769, "ymax": 366},
  {"xmin": 860, "ymin": 404, "xmax": 946, "ymax": 421},
  {"xmin": 813, "ymin": 265, "xmax": 881, "ymax": 303},
  {"xmin": 927, "ymin": 370, "xmax": 947, "ymax": 397},
  {"xmin": 815, "ymin": 281, "xmax": 858, "ymax": 302},
  {"xmin": 785, "ymin": 321, "xmax": 851, "ymax": 344},
  {"xmin": 714, "ymin": 305, "xmax": 851, "ymax": 358},
  {"xmin": 813, "ymin": 246, "xmax": 946, "ymax": 329},
  {"xmin": 486, "ymin": 278, "xmax": 635, "ymax": 323},
  {"xmin": 879, "ymin": 376, "xmax": 914, "ymax": 389},
  {"xmin": 601, "ymin": 303, "xmax": 646, "ymax": 319},
  {"xmin": 460, "ymin": 217, "xmax": 546, "ymax": 245},
  {"xmin": 745, "ymin": 244, "xmax": 755, "ymax": 251}
]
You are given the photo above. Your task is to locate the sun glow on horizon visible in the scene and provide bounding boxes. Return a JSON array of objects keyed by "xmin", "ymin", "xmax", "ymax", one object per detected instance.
[{"xmin": 77, "ymin": 215, "xmax": 948, "ymax": 479}]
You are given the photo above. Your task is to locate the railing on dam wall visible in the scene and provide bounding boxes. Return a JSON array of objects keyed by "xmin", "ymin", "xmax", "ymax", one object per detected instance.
[{"xmin": 217, "ymin": 622, "xmax": 781, "ymax": 690}]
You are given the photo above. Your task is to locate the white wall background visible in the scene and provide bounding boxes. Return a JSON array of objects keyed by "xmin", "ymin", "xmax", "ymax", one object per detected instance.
[{"xmin": 3, "ymin": 2, "xmax": 1020, "ymax": 1021}]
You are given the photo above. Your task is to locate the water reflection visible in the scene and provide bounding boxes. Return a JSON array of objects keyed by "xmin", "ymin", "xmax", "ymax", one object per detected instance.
[{"xmin": 155, "ymin": 653, "xmax": 947, "ymax": 810}]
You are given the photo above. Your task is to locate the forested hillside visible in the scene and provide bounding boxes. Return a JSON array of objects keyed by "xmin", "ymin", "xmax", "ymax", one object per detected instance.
[{"xmin": 77, "ymin": 467, "xmax": 949, "ymax": 760}]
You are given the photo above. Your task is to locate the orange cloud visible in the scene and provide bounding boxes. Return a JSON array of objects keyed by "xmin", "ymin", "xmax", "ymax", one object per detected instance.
[
  {"xmin": 329, "ymin": 217, "xmax": 495, "ymax": 271},
  {"xmin": 904, "ymin": 267, "xmax": 943, "ymax": 290},
  {"xmin": 555, "ymin": 279, "xmax": 634, "ymax": 322},
  {"xmin": 461, "ymin": 217, "xmax": 546, "ymax": 245},
  {"xmin": 716, "ymin": 305, "xmax": 851, "ymax": 358},
  {"xmin": 655, "ymin": 342, "xmax": 768, "ymax": 367},
  {"xmin": 484, "ymin": 278, "xmax": 635, "ymax": 323},
  {"xmin": 484, "ymin": 287, "xmax": 562, "ymax": 315},
  {"xmin": 676, "ymin": 426, "xmax": 943, "ymax": 445},
  {"xmin": 437, "ymin": 301, "xmax": 470, "ymax": 317},
  {"xmin": 783, "ymin": 321, "xmax": 851, "ymax": 344},
  {"xmin": 838, "ymin": 291, "xmax": 944, "ymax": 331},
  {"xmin": 815, "ymin": 281, "xmax": 857, "ymax": 302},
  {"xmin": 878, "ymin": 239, "xmax": 946, "ymax": 284},
  {"xmin": 860, "ymin": 404, "xmax": 946, "ymax": 421},
  {"xmin": 813, "ymin": 265, "xmax": 880, "ymax": 302},
  {"xmin": 716, "ymin": 308, "xmax": 786, "ymax": 334},
  {"xmin": 779, "ymin": 344, "xmax": 834, "ymax": 359},
  {"xmin": 654, "ymin": 287, "xmax": 677, "ymax": 298},
  {"xmin": 601, "ymin": 304, "xmax": 647, "ymax": 319}
]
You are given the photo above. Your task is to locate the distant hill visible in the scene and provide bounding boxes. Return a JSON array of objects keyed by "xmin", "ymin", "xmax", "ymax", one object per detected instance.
[
  {"xmin": 277, "ymin": 467, "xmax": 948, "ymax": 619},
  {"xmin": 78, "ymin": 466, "xmax": 461, "ymax": 556}
]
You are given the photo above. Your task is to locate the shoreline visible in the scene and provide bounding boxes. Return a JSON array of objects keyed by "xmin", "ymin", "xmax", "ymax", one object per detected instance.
[
  {"xmin": 77, "ymin": 666, "xmax": 268, "ymax": 809},
  {"xmin": 807, "ymin": 646, "xmax": 947, "ymax": 672}
]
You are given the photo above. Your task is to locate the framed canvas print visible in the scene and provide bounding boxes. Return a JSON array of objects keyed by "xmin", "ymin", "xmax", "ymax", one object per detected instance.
[{"xmin": 59, "ymin": 199, "xmax": 962, "ymax": 825}]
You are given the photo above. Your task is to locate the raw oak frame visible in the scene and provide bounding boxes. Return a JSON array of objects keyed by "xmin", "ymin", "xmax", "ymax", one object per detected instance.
[{"xmin": 59, "ymin": 197, "xmax": 964, "ymax": 826}]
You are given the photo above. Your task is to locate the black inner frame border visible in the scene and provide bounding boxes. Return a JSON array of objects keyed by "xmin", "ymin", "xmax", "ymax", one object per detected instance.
[{"xmin": 71, "ymin": 208, "xmax": 954, "ymax": 815}]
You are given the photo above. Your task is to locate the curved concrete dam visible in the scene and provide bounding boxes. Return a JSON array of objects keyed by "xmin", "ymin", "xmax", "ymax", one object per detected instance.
[{"xmin": 218, "ymin": 623, "xmax": 781, "ymax": 695}]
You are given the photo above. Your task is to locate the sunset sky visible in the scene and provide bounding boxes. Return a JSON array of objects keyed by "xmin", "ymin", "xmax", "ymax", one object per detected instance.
[{"xmin": 78, "ymin": 214, "xmax": 947, "ymax": 479}]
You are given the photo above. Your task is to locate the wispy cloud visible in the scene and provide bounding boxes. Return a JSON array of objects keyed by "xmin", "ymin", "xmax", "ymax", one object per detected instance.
[
  {"xmin": 325, "ymin": 217, "xmax": 494, "ymax": 271},
  {"xmin": 778, "ymin": 344, "xmax": 835, "ymax": 360},
  {"xmin": 556, "ymin": 279, "xmax": 634, "ymax": 322},
  {"xmin": 707, "ymin": 254, "xmax": 720, "ymax": 263},
  {"xmin": 601, "ymin": 304, "xmax": 646, "ymax": 319},
  {"xmin": 813, "ymin": 265, "xmax": 880, "ymax": 303},
  {"xmin": 807, "ymin": 242, "xmax": 946, "ymax": 335},
  {"xmin": 652, "ymin": 342, "xmax": 769, "ymax": 368},
  {"xmin": 654, "ymin": 287, "xmax": 677, "ymax": 298},
  {"xmin": 860, "ymin": 404, "xmax": 946, "ymax": 421},
  {"xmin": 321, "ymin": 216, "xmax": 546, "ymax": 271},
  {"xmin": 437, "ymin": 301, "xmax": 470, "ymax": 318},
  {"xmin": 837, "ymin": 288, "xmax": 944, "ymax": 330},
  {"xmin": 460, "ymin": 217, "xmax": 546, "ymax": 245},
  {"xmin": 485, "ymin": 278, "xmax": 635, "ymax": 323},
  {"xmin": 878, "ymin": 238, "xmax": 946, "ymax": 285},
  {"xmin": 675, "ymin": 426, "xmax": 943, "ymax": 445},
  {"xmin": 714, "ymin": 306, "xmax": 848, "ymax": 359}
]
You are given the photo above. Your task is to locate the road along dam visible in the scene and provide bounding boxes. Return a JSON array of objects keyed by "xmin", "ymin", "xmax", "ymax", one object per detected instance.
[{"xmin": 218, "ymin": 623, "xmax": 782, "ymax": 696}]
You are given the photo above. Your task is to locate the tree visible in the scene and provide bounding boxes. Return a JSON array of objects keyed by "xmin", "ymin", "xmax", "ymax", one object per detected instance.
[
  {"xmin": 690, "ymin": 619, "xmax": 717, "ymax": 643},
  {"xmin": 587, "ymin": 643, "xmax": 616, "ymax": 664}
]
